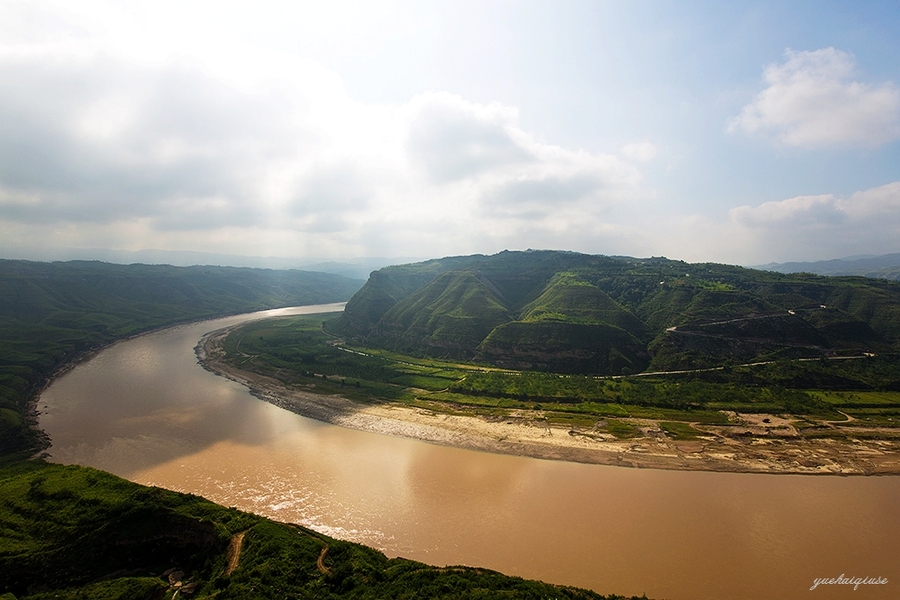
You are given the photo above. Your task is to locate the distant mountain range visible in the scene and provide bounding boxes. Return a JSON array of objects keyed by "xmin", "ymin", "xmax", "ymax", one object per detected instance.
[
  {"xmin": 333, "ymin": 250, "xmax": 900, "ymax": 375},
  {"xmin": 757, "ymin": 253, "xmax": 900, "ymax": 280},
  {"xmin": 0, "ymin": 247, "xmax": 421, "ymax": 281}
]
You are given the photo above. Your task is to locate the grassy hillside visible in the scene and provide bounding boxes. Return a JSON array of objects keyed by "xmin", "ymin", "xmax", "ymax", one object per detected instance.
[
  {"xmin": 372, "ymin": 270, "xmax": 513, "ymax": 355},
  {"xmin": 477, "ymin": 321, "xmax": 649, "ymax": 374},
  {"xmin": 0, "ymin": 259, "xmax": 363, "ymax": 457},
  {"xmin": 333, "ymin": 251, "xmax": 900, "ymax": 375},
  {"xmin": 520, "ymin": 273, "xmax": 647, "ymax": 336}
]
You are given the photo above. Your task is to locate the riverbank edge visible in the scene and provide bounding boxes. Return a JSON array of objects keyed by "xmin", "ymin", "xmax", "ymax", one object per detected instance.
[
  {"xmin": 27, "ymin": 327, "xmax": 179, "ymax": 458},
  {"xmin": 27, "ymin": 305, "xmax": 346, "ymax": 460},
  {"xmin": 196, "ymin": 325, "xmax": 900, "ymax": 476}
]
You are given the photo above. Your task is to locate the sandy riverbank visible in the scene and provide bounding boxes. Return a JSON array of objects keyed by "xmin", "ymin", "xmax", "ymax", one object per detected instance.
[{"xmin": 197, "ymin": 326, "xmax": 900, "ymax": 475}]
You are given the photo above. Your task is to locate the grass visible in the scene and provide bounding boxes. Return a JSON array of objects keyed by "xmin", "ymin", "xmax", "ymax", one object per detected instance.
[
  {"xmin": 544, "ymin": 413, "xmax": 602, "ymax": 428},
  {"xmin": 659, "ymin": 422, "xmax": 703, "ymax": 440},
  {"xmin": 604, "ymin": 419, "xmax": 641, "ymax": 438},
  {"xmin": 814, "ymin": 390, "xmax": 900, "ymax": 407}
]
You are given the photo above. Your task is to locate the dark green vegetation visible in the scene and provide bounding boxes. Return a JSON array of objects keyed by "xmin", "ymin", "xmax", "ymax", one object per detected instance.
[
  {"xmin": 0, "ymin": 259, "xmax": 643, "ymax": 599},
  {"xmin": 0, "ymin": 259, "xmax": 362, "ymax": 457},
  {"xmin": 333, "ymin": 250, "xmax": 900, "ymax": 376},
  {"xmin": 221, "ymin": 314, "xmax": 900, "ymax": 433},
  {"xmin": 0, "ymin": 461, "xmax": 642, "ymax": 600}
]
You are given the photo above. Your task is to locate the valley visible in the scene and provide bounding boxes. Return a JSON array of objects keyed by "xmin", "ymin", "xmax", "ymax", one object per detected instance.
[{"xmin": 5, "ymin": 253, "xmax": 900, "ymax": 599}]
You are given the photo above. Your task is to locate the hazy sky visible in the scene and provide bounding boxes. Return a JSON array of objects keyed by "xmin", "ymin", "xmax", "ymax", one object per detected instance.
[{"xmin": 2, "ymin": 0, "xmax": 900, "ymax": 265}]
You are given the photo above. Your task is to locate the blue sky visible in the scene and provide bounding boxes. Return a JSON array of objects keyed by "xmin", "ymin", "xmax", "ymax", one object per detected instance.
[{"xmin": 1, "ymin": 0, "xmax": 899, "ymax": 266}]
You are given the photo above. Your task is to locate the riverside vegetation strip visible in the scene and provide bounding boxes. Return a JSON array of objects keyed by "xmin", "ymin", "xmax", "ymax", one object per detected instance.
[
  {"xmin": 201, "ymin": 312, "xmax": 900, "ymax": 474},
  {"xmin": 0, "ymin": 258, "xmax": 646, "ymax": 599}
]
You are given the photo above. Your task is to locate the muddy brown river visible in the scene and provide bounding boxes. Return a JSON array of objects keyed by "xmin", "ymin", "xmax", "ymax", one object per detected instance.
[{"xmin": 38, "ymin": 305, "xmax": 899, "ymax": 600}]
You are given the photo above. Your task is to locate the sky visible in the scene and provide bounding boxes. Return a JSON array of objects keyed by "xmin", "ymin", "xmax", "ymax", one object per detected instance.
[{"xmin": 1, "ymin": 0, "xmax": 900, "ymax": 267}]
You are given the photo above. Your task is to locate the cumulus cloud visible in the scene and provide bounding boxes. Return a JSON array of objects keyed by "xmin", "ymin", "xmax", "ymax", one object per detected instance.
[
  {"xmin": 727, "ymin": 182, "xmax": 900, "ymax": 260},
  {"xmin": 730, "ymin": 48, "xmax": 900, "ymax": 148},
  {"xmin": 730, "ymin": 194, "xmax": 845, "ymax": 227},
  {"xmin": 612, "ymin": 181, "xmax": 900, "ymax": 266},
  {"xmin": 400, "ymin": 92, "xmax": 642, "ymax": 230},
  {"xmin": 0, "ymin": 37, "xmax": 649, "ymax": 260},
  {"xmin": 404, "ymin": 93, "xmax": 535, "ymax": 183}
]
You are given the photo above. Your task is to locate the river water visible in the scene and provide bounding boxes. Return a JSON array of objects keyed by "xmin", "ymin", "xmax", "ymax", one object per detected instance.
[{"xmin": 39, "ymin": 305, "xmax": 899, "ymax": 600}]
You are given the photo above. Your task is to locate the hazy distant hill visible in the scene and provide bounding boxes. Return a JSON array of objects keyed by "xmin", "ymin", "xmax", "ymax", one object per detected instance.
[
  {"xmin": 0, "ymin": 260, "xmax": 364, "ymax": 456},
  {"xmin": 758, "ymin": 253, "xmax": 900, "ymax": 280},
  {"xmin": 3, "ymin": 247, "xmax": 417, "ymax": 280},
  {"xmin": 333, "ymin": 250, "xmax": 900, "ymax": 375}
]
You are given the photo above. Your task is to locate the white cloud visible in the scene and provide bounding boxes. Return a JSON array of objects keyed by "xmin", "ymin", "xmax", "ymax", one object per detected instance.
[
  {"xmin": 843, "ymin": 181, "xmax": 900, "ymax": 219},
  {"xmin": 724, "ymin": 182, "xmax": 900, "ymax": 261},
  {"xmin": 395, "ymin": 92, "xmax": 644, "ymax": 251},
  {"xmin": 730, "ymin": 48, "xmax": 900, "ymax": 148},
  {"xmin": 404, "ymin": 93, "xmax": 534, "ymax": 183},
  {"xmin": 731, "ymin": 182, "xmax": 900, "ymax": 227},
  {"xmin": 604, "ymin": 182, "xmax": 900, "ymax": 266},
  {"xmin": 0, "ymin": 33, "xmax": 649, "ymax": 261},
  {"xmin": 730, "ymin": 194, "xmax": 844, "ymax": 227},
  {"xmin": 620, "ymin": 142, "xmax": 658, "ymax": 162}
]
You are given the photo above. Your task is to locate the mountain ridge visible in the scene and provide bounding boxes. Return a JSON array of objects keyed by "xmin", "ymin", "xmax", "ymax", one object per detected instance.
[
  {"xmin": 757, "ymin": 252, "xmax": 900, "ymax": 280},
  {"xmin": 333, "ymin": 250, "xmax": 900, "ymax": 375}
]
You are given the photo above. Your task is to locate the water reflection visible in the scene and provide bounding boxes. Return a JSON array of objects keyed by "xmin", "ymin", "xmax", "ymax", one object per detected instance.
[
  {"xmin": 41, "ymin": 305, "xmax": 345, "ymax": 470},
  {"xmin": 405, "ymin": 442, "xmax": 530, "ymax": 503},
  {"xmin": 39, "ymin": 305, "xmax": 900, "ymax": 600}
]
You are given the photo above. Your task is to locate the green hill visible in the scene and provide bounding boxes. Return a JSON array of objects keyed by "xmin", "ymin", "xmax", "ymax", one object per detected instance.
[
  {"xmin": 520, "ymin": 272, "xmax": 648, "ymax": 334},
  {"xmin": 371, "ymin": 270, "xmax": 512, "ymax": 355},
  {"xmin": 332, "ymin": 251, "xmax": 900, "ymax": 374}
]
